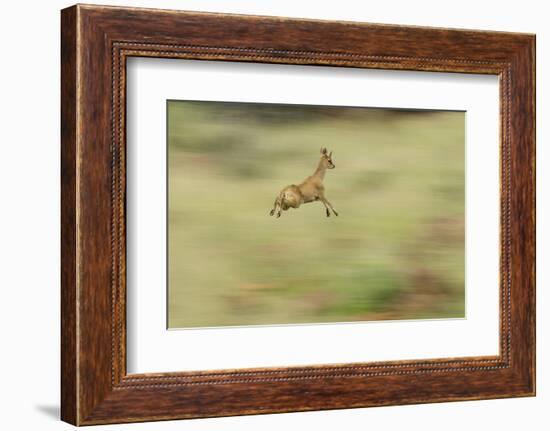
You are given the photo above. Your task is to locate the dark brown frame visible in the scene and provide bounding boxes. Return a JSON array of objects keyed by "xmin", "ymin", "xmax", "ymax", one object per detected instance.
[{"xmin": 61, "ymin": 4, "xmax": 535, "ymax": 426}]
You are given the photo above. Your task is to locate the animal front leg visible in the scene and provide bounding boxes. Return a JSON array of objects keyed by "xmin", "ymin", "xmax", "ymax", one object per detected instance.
[
  {"xmin": 319, "ymin": 198, "xmax": 331, "ymax": 217},
  {"xmin": 321, "ymin": 197, "xmax": 338, "ymax": 217}
]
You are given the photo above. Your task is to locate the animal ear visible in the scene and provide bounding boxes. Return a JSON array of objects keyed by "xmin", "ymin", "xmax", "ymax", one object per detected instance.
[
  {"xmin": 321, "ymin": 147, "xmax": 327, "ymax": 155},
  {"xmin": 329, "ymin": 151, "xmax": 332, "ymax": 157}
]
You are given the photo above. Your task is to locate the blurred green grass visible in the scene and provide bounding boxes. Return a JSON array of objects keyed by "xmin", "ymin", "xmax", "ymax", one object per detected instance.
[{"xmin": 167, "ymin": 101, "xmax": 465, "ymax": 328}]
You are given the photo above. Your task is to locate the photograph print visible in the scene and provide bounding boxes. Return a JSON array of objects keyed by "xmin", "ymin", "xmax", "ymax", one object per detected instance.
[{"xmin": 167, "ymin": 100, "xmax": 465, "ymax": 329}]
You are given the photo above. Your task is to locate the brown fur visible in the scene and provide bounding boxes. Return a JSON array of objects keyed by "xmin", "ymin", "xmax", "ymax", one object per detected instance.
[{"xmin": 269, "ymin": 147, "xmax": 338, "ymax": 218}]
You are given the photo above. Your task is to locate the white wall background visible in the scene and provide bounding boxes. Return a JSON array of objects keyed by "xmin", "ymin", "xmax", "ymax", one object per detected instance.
[{"xmin": 0, "ymin": 1, "xmax": 545, "ymax": 429}]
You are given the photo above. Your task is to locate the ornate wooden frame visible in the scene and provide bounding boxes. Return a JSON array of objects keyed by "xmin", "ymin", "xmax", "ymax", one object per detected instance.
[{"xmin": 61, "ymin": 4, "xmax": 535, "ymax": 425}]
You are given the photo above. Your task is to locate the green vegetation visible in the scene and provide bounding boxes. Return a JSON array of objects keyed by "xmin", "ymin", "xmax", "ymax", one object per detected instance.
[{"xmin": 168, "ymin": 101, "xmax": 465, "ymax": 328}]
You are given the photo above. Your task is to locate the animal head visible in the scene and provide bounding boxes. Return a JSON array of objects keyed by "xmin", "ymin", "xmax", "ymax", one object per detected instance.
[{"xmin": 320, "ymin": 147, "xmax": 335, "ymax": 169}]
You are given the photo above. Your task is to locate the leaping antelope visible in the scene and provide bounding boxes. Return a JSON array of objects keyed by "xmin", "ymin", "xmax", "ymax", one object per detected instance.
[{"xmin": 269, "ymin": 147, "xmax": 338, "ymax": 218}]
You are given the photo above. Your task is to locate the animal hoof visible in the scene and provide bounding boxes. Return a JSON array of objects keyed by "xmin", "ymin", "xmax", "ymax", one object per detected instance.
[
  {"xmin": 277, "ymin": 212, "xmax": 281, "ymax": 218},
  {"xmin": 269, "ymin": 209, "xmax": 274, "ymax": 216},
  {"xmin": 326, "ymin": 209, "xmax": 330, "ymax": 217},
  {"xmin": 334, "ymin": 211, "xmax": 339, "ymax": 216}
]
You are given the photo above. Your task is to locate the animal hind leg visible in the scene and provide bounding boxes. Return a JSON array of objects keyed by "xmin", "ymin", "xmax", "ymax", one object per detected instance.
[
  {"xmin": 270, "ymin": 193, "xmax": 284, "ymax": 218},
  {"xmin": 269, "ymin": 196, "xmax": 279, "ymax": 216},
  {"xmin": 276, "ymin": 198, "xmax": 283, "ymax": 218},
  {"xmin": 276, "ymin": 193, "xmax": 286, "ymax": 218}
]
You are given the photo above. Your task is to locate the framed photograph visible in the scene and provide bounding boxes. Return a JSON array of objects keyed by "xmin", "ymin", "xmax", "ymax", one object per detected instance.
[{"xmin": 61, "ymin": 4, "xmax": 535, "ymax": 425}]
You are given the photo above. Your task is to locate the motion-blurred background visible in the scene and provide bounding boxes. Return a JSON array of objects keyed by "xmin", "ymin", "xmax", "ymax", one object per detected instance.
[{"xmin": 167, "ymin": 100, "xmax": 465, "ymax": 328}]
